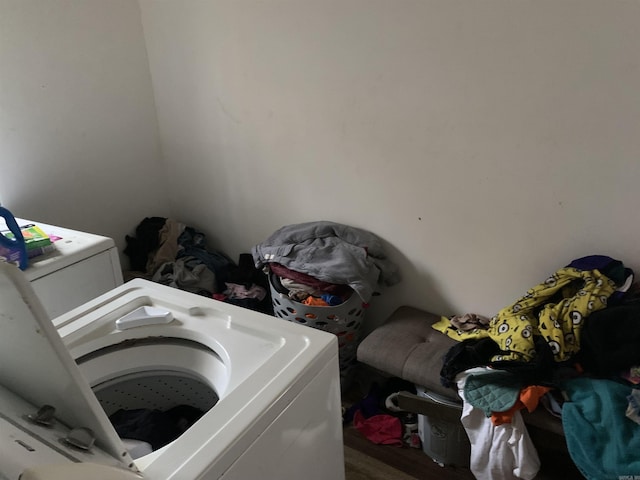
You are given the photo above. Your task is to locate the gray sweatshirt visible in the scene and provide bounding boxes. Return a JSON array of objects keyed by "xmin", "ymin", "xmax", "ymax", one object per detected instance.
[{"xmin": 252, "ymin": 221, "xmax": 400, "ymax": 302}]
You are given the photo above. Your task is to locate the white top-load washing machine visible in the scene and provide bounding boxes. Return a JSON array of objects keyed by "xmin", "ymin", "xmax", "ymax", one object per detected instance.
[{"xmin": 0, "ymin": 261, "xmax": 345, "ymax": 480}]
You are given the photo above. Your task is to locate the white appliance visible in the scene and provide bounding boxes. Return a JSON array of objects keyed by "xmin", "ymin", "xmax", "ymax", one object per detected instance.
[
  {"xmin": 0, "ymin": 262, "xmax": 345, "ymax": 480},
  {"xmin": 2, "ymin": 218, "xmax": 123, "ymax": 318}
]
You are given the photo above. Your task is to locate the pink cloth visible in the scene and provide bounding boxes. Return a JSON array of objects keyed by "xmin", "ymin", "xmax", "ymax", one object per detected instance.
[{"xmin": 353, "ymin": 410, "xmax": 403, "ymax": 446}]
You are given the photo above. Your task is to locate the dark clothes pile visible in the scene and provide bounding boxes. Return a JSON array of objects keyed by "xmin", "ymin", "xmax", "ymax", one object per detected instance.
[
  {"xmin": 438, "ymin": 254, "xmax": 639, "ymax": 391},
  {"xmin": 433, "ymin": 254, "xmax": 640, "ymax": 479},
  {"xmin": 213, "ymin": 253, "xmax": 273, "ymax": 315},
  {"xmin": 577, "ymin": 303, "xmax": 640, "ymax": 377},
  {"xmin": 124, "ymin": 216, "xmax": 167, "ymax": 272},
  {"xmin": 124, "ymin": 218, "xmax": 271, "ymax": 314},
  {"xmin": 175, "ymin": 226, "xmax": 234, "ymax": 291},
  {"xmin": 109, "ymin": 405, "xmax": 204, "ymax": 451},
  {"xmin": 124, "ymin": 217, "xmax": 234, "ymax": 296},
  {"xmin": 343, "ymin": 378, "xmax": 418, "ymax": 448},
  {"xmin": 439, "ymin": 337, "xmax": 502, "ymax": 389}
]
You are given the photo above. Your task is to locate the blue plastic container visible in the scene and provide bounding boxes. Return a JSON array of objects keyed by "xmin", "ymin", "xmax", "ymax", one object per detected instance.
[{"xmin": 0, "ymin": 207, "xmax": 28, "ymax": 270}]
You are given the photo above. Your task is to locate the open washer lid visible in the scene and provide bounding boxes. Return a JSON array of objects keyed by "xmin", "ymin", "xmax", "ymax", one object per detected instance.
[{"xmin": 0, "ymin": 262, "xmax": 133, "ymax": 470}]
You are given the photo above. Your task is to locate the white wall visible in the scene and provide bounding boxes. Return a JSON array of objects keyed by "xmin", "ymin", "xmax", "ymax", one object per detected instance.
[
  {"xmin": 0, "ymin": 0, "xmax": 170, "ymax": 259},
  {"xmin": 3, "ymin": 1, "xmax": 640, "ymax": 333},
  {"xmin": 139, "ymin": 0, "xmax": 640, "ymax": 331}
]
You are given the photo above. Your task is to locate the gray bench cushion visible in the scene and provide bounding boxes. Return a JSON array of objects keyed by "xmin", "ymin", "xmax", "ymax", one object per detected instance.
[{"xmin": 356, "ymin": 305, "xmax": 459, "ymax": 401}]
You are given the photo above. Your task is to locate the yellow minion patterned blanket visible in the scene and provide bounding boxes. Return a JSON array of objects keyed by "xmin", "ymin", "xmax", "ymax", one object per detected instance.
[{"xmin": 433, "ymin": 267, "xmax": 617, "ymax": 363}]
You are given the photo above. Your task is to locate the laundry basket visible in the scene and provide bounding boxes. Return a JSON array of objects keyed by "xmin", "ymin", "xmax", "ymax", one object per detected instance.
[{"xmin": 269, "ymin": 276, "xmax": 367, "ymax": 391}]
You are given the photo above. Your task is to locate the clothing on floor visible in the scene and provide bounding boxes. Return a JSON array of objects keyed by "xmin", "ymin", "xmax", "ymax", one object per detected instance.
[
  {"xmin": 152, "ymin": 257, "xmax": 215, "ymax": 296},
  {"xmin": 124, "ymin": 218, "xmax": 237, "ymax": 299},
  {"xmin": 146, "ymin": 218, "xmax": 185, "ymax": 276},
  {"xmin": 176, "ymin": 226, "xmax": 235, "ymax": 292},
  {"xmin": 353, "ymin": 410, "xmax": 403, "ymax": 446},
  {"xmin": 217, "ymin": 253, "xmax": 273, "ymax": 314},
  {"xmin": 124, "ymin": 217, "xmax": 167, "ymax": 272},
  {"xmin": 223, "ymin": 283, "xmax": 267, "ymax": 301}
]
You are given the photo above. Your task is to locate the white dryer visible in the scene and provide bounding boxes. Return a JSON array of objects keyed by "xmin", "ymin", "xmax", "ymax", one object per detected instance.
[{"xmin": 0, "ymin": 262, "xmax": 345, "ymax": 480}]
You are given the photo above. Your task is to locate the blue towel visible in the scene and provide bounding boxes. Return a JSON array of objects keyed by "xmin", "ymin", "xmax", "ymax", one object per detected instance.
[{"xmin": 562, "ymin": 377, "xmax": 640, "ymax": 479}]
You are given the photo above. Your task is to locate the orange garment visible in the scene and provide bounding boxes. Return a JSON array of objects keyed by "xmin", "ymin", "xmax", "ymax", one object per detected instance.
[
  {"xmin": 491, "ymin": 385, "xmax": 551, "ymax": 426},
  {"xmin": 302, "ymin": 296, "xmax": 329, "ymax": 307}
]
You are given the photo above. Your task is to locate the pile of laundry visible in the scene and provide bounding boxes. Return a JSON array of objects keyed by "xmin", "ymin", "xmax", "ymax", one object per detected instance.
[
  {"xmin": 342, "ymin": 378, "xmax": 420, "ymax": 449},
  {"xmin": 433, "ymin": 254, "xmax": 640, "ymax": 480},
  {"xmin": 251, "ymin": 220, "xmax": 401, "ymax": 306},
  {"xmin": 109, "ymin": 405, "xmax": 205, "ymax": 459},
  {"xmin": 267, "ymin": 263, "xmax": 355, "ymax": 307},
  {"xmin": 124, "ymin": 217, "xmax": 272, "ymax": 314},
  {"xmin": 212, "ymin": 253, "xmax": 272, "ymax": 314}
]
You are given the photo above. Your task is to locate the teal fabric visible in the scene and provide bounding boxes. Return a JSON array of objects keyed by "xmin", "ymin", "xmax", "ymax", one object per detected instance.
[
  {"xmin": 562, "ymin": 378, "xmax": 640, "ymax": 480},
  {"xmin": 464, "ymin": 371, "xmax": 522, "ymax": 417}
]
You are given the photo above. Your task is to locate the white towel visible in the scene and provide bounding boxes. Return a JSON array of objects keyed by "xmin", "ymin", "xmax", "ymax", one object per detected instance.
[{"xmin": 456, "ymin": 367, "xmax": 540, "ymax": 480}]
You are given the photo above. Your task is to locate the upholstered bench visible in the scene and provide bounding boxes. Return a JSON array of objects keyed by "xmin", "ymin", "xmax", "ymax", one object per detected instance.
[{"xmin": 356, "ymin": 306, "xmax": 565, "ymax": 438}]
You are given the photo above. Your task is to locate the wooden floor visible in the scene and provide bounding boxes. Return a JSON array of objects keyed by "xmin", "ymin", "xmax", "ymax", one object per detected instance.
[
  {"xmin": 344, "ymin": 424, "xmax": 585, "ymax": 479},
  {"xmin": 341, "ymin": 375, "xmax": 585, "ymax": 480},
  {"xmin": 341, "ymin": 376, "xmax": 474, "ymax": 479},
  {"xmin": 343, "ymin": 423, "xmax": 475, "ymax": 480}
]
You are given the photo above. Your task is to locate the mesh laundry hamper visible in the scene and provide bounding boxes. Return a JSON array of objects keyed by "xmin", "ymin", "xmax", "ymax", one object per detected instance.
[{"xmin": 269, "ymin": 277, "xmax": 367, "ymax": 391}]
